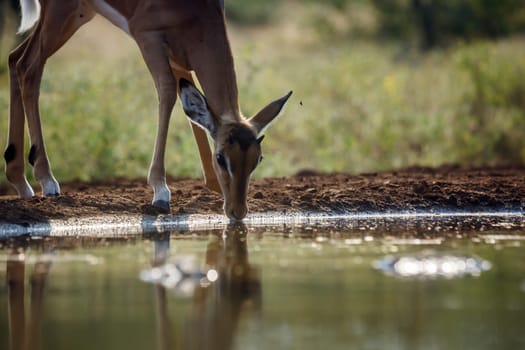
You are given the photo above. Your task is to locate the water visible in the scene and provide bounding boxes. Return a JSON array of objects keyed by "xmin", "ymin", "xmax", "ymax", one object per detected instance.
[{"xmin": 0, "ymin": 216, "xmax": 524, "ymax": 350}]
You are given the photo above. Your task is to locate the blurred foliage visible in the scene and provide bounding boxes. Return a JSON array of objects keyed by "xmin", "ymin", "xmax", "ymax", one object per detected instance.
[
  {"xmin": 371, "ymin": 0, "xmax": 525, "ymax": 48},
  {"xmin": 0, "ymin": 0, "xmax": 21, "ymax": 73},
  {"xmin": 224, "ymin": 0, "xmax": 525, "ymax": 49},
  {"xmin": 225, "ymin": 0, "xmax": 280, "ymax": 25},
  {"xmin": 304, "ymin": 0, "xmax": 352, "ymax": 11},
  {"xmin": 453, "ymin": 43, "xmax": 525, "ymax": 163}
]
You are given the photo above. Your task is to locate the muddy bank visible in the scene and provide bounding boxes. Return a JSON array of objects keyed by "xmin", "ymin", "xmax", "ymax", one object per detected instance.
[{"xmin": 0, "ymin": 166, "xmax": 524, "ymax": 225}]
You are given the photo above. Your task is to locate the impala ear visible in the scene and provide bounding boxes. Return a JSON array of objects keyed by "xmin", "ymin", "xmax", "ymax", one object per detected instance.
[
  {"xmin": 180, "ymin": 78, "xmax": 217, "ymax": 138},
  {"xmin": 249, "ymin": 91, "xmax": 292, "ymax": 135}
]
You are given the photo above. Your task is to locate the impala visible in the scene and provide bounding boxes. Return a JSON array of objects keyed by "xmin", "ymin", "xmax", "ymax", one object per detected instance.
[{"xmin": 4, "ymin": 0, "xmax": 292, "ymax": 220}]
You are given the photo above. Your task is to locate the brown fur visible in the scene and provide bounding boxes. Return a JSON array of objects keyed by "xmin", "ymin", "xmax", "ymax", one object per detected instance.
[{"xmin": 6, "ymin": 0, "xmax": 290, "ymax": 220}]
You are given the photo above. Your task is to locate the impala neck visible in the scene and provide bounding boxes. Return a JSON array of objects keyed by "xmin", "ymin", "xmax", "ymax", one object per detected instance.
[
  {"xmin": 102, "ymin": 0, "xmax": 242, "ymax": 120},
  {"xmin": 187, "ymin": 20, "xmax": 241, "ymax": 122}
]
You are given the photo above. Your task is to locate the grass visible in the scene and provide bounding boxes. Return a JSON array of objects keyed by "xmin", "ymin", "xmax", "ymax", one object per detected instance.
[{"xmin": 1, "ymin": 3, "xmax": 524, "ymax": 188}]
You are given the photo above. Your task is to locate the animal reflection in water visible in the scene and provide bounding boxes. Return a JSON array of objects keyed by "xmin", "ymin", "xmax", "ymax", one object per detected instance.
[
  {"xmin": 4, "ymin": 223, "xmax": 260, "ymax": 350},
  {"xmin": 151, "ymin": 223, "xmax": 261, "ymax": 350},
  {"xmin": 5, "ymin": 253, "xmax": 51, "ymax": 350}
]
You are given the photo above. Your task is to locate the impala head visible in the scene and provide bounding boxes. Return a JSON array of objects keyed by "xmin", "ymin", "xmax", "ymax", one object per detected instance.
[{"xmin": 179, "ymin": 79, "xmax": 291, "ymax": 221}]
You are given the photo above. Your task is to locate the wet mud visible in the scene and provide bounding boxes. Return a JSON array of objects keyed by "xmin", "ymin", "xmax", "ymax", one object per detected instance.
[{"xmin": 0, "ymin": 165, "xmax": 524, "ymax": 225}]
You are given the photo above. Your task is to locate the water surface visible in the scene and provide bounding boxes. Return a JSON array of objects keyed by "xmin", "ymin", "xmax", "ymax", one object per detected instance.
[{"xmin": 1, "ymin": 217, "xmax": 524, "ymax": 350}]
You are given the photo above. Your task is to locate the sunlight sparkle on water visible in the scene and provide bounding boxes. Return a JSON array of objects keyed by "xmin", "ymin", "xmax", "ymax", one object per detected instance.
[
  {"xmin": 206, "ymin": 269, "xmax": 219, "ymax": 282},
  {"xmin": 374, "ymin": 253, "xmax": 492, "ymax": 279}
]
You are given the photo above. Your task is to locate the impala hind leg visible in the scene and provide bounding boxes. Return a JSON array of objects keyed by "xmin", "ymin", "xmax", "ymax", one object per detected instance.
[
  {"xmin": 5, "ymin": 38, "xmax": 34, "ymax": 198},
  {"xmin": 14, "ymin": 2, "xmax": 93, "ymax": 197},
  {"xmin": 136, "ymin": 33, "xmax": 179, "ymax": 212},
  {"xmin": 16, "ymin": 27, "xmax": 60, "ymax": 197}
]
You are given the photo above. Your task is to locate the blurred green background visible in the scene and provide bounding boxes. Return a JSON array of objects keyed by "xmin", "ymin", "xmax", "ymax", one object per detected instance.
[{"xmin": 1, "ymin": 0, "xmax": 524, "ymax": 186}]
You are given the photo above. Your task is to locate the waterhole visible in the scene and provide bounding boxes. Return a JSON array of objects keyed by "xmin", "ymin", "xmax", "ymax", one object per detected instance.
[{"xmin": 0, "ymin": 212, "xmax": 524, "ymax": 350}]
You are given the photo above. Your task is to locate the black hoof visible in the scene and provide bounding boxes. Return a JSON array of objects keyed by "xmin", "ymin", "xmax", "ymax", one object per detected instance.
[{"xmin": 152, "ymin": 200, "xmax": 171, "ymax": 213}]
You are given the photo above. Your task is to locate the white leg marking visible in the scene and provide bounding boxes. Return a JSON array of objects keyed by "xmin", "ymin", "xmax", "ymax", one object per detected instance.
[
  {"xmin": 151, "ymin": 180, "xmax": 171, "ymax": 208},
  {"xmin": 13, "ymin": 178, "xmax": 35, "ymax": 199},
  {"xmin": 41, "ymin": 177, "xmax": 61, "ymax": 197}
]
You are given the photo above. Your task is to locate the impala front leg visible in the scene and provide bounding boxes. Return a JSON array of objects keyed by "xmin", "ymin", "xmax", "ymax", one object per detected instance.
[
  {"xmin": 148, "ymin": 91, "xmax": 174, "ymax": 212},
  {"xmin": 136, "ymin": 33, "xmax": 178, "ymax": 212}
]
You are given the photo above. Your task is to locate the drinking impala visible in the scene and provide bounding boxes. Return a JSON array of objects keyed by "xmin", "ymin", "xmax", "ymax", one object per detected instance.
[{"xmin": 4, "ymin": 0, "xmax": 291, "ymax": 220}]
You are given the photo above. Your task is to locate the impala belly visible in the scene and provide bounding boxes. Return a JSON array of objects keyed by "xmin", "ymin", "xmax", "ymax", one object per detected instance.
[{"xmin": 90, "ymin": 0, "xmax": 130, "ymax": 35}]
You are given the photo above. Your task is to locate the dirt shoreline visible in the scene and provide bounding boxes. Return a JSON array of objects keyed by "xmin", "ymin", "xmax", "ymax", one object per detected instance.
[{"xmin": 0, "ymin": 166, "xmax": 524, "ymax": 225}]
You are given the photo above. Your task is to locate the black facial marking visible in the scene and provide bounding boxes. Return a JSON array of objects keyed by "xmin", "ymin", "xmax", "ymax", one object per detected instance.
[
  {"xmin": 228, "ymin": 124, "xmax": 258, "ymax": 151},
  {"xmin": 28, "ymin": 145, "xmax": 37, "ymax": 166},
  {"xmin": 179, "ymin": 78, "xmax": 192, "ymax": 89},
  {"xmin": 4, "ymin": 144, "xmax": 16, "ymax": 164}
]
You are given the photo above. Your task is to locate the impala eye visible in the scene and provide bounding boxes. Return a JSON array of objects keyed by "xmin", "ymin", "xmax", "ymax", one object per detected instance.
[
  {"xmin": 216, "ymin": 153, "xmax": 227, "ymax": 168},
  {"xmin": 259, "ymin": 155, "xmax": 264, "ymax": 164}
]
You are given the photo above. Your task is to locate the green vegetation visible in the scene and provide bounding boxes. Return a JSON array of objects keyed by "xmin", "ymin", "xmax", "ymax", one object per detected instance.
[
  {"xmin": 0, "ymin": 1, "xmax": 524, "ymax": 187},
  {"xmin": 225, "ymin": 0, "xmax": 280, "ymax": 25},
  {"xmin": 372, "ymin": 0, "xmax": 525, "ymax": 48}
]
